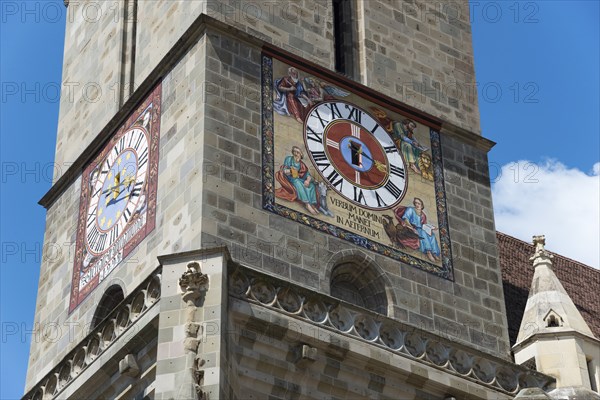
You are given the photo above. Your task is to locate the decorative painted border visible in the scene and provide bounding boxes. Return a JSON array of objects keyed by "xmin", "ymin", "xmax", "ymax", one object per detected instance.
[
  {"xmin": 261, "ymin": 54, "xmax": 453, "ymax": 279},
  {"xmin": 69, "ymin": 83, "xmax": 162, "ymax": 313},
  {"xmin": 430, "ymin": 129, "xmax": 454, "ymax": 277}
]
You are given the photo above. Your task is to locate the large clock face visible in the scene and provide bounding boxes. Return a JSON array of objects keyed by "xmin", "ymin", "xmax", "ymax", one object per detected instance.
[
  {"xmin": 304, "ymin": 101, "xmax": 407, "ymax": 210},
  {"xmin": 70, "ymin": 84, "xmax": 161, "ymax": 313},
  {"xmin": 85, "ymin": 128, "xmax": 149, "ymax": 256}
]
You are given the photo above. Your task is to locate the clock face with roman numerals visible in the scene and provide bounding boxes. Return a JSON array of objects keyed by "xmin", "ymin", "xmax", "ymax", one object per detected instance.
[
  {"xmin": 304, "ymin": 101, "xmax": 407, "ymax": 210},
  {"xmin": 85, "ymin": 128, "xmax": 149, "ymax": 255},
  {"xmin": 70, "ymin": 85, "xmax": 161, "ymax": 314},
  {"xmin": 265, "ymin": 58, "xmax": 452, "ymax": 278}
]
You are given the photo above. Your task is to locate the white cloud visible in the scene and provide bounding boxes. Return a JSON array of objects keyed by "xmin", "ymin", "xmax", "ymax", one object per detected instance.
[{"xmin": 492, "ymin": 160, "xmax": 600, "ymax": 269}]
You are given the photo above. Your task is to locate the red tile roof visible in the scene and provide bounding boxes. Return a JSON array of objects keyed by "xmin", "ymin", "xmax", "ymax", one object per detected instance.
[{"xmin": 497, "ymin": 231, "xmax": 600, "ymax": 345}]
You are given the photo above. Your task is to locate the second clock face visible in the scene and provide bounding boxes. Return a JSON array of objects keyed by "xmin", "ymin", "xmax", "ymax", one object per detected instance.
[
  {"xmin": 70, "ymin": 83, "xmax": 161, "ymax": 314},
  {"xmin": 304, "ymin": 101, "xmax": 407, "ymax": 210},
  {"xmin": 85, "ymin": 127, "xmax": 149, "ymax": 256}
]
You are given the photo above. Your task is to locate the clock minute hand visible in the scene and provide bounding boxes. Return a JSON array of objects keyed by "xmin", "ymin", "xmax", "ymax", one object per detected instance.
[{"xmin": 106, "ymin": 192, "xmax": 130, "ymax": 206}]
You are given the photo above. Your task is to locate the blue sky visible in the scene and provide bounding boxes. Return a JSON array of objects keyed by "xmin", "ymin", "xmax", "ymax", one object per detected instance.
[
  {"xmin": 1, "ymin": 1, "xmax": 598, "ymax": 398},
  {"xmin": 471, "ymin": 1, "xmax": 599, "ymax": 268}
]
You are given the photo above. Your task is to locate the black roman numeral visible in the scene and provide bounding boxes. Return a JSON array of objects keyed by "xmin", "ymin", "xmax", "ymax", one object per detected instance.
[
  {"xmin": 347, "ymin": 106, "xmax": 362, "ymax": 124},
  {"xmin": 384, "ymin": 180, "xmax": 403, "ymax": 198},
  {"xmin": 384, "ymin": 145, "xmax": 397, "ymax": 154},
  {"xmin": 130, "ymin": 182, "xmax": 143, "ymax": 198},
  {"xmin": 375, "ymin": 192, "xmax": 388, "ymax": 208},
  {"xmin": 87, "ymin": 227, "xmax": 100, "ymax": 248},
  {"xmin": 134, "ymin": 131, "xmax": 144, "ymax": 150},
  {"xmin": 316, "ymin": 161, "xmax": 331, "ymax": 172},
  {"xmin": 311, "ymin": 151, "xmax": 328, "ymax": 162},
  {"xmin": 314, "ymin": 109, "xmax": 329, "ymax": 128},
  {"xmin": 326, "ymin": 170, "xmax": 344, "ymax": 190},
  {"xmin": 312, "ymin": 151, "xmax": 331, "ymax": 169},
  {"xmin": 306, "ymin": 126, "xmax": 323, "ymax": 144},
  {"xmin": 109, "ymin": 224, "xmax": 120, "ymax": 244},
  {"xmin": 328, "ymin": 103, "xmax": 343, "ymax": 119},
  {"xmin": 371, "ymin": 123, "xmax": 381, "ymax": 135},
  {"xmin": 353, "ymin": 187, "xmax": 367, "ymax": 205},
  {"xmin": 138, "ymin": 148, "xmax": 149, "ymax": 169},
  {"xmin": 390, "ymin": 165, "xmax": 405, "ymax": 178},
  {"xmin": 95, "ymin": 233, "xmax": 107, "ymax": 253},
  {"xmin": 124, "ymin": 207, "xmax": 132, "ymax": 222},
  {"xmin": 86, "ymin": 211, "xmax": 96, "ymax": 228}
]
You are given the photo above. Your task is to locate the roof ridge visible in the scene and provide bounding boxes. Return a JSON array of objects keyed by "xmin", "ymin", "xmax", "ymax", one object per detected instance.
[{"xmin": 496, "ymin": 231, "xmax": 599, "ymax": 274}]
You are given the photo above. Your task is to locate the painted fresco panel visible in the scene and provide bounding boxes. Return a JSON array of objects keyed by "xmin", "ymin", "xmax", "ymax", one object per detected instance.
[{"xmin": 262, "ymin": 56, "xmax": 453, "ymax": 279}]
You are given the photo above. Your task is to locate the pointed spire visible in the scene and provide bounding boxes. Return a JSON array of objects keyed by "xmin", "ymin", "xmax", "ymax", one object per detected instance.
[{"xmin": 515, "ymin": 235, "xmax": 594, "ymax": 344}]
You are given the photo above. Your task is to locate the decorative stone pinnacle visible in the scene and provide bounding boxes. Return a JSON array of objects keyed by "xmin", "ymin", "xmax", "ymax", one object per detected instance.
[
  {"xmin": 179, "ymin": 262, "xmax": 209, "ymax": 302},
  {"xmin": 530, "ymin": 235, "xmax": 554, "ymax": 267}
]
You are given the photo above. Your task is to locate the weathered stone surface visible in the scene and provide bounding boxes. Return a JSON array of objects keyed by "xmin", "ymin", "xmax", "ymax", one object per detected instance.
[{"xmin": 28, "ymin": 2, "xmax": 508, "ymax": 398}]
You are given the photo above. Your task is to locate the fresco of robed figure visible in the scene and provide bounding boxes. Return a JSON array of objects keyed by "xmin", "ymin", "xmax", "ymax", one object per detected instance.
[
  {"xmin": 275, "ymin": 146, "xmax": 321, "ymax": 215},
  {"xmin": 395, "ymin": 197, "xmax": 440, "ymax": 262}
]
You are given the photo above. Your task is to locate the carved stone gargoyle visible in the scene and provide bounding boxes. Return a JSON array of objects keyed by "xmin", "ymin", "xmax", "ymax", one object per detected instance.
[{"xmin": 179, "ymin": 261, "xmax": 209, "ymax": 304}]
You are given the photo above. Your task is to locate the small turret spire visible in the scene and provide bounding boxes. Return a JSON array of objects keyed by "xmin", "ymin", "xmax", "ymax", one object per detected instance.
[
  {"xmin": 530, "ymin": 235, "xmax": 554, "ymax": 268},
  {"xmin": 515, "ymin": 235, "xmax": 594, "ymax": 344}
]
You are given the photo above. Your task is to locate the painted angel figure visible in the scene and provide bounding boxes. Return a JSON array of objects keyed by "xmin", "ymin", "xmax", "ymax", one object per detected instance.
[
  {"xmin": 370, "ymin": 107, "xmax": 394, "ymax": 133},
  {"xmin": 303, "ymin": 77, "xmax": 349, "ymax": 103},
  {"xmin": 273, "ymin": 68, "xmax": 349, "ymax": 123}
]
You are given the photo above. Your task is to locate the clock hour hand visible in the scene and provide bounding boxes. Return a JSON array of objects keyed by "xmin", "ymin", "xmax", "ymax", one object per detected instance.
[
  {"xmin": 106, "ymin": 183, "xmax": 137, "ymax": 206},
  {"xmin": 102, "ymin": 174, "xmax": 136, "ymax": 196},
  {"xmin": 348, "ymin": 141, "xmax": 387, "ymax": 172}
]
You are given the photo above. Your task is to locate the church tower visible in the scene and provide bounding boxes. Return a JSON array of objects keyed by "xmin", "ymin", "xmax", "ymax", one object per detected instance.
[{"xmin": 24, "ymin": 1, "xmax": 551, "ymax": 399}]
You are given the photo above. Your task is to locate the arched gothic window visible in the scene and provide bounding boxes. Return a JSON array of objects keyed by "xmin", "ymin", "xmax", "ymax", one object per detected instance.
[
  {"xmin": 91, "ymin": 285, "xmax": 125, "ymax": 329},
  {"xmin": 547, "ymin": 315, "xmax": 559, "ymax": 327},
  {"xmin": 330, "ymin": 261, "xmax": 388, "ymax": 315}
]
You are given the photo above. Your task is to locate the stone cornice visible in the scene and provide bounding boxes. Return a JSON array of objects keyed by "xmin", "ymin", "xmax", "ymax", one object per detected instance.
[
  {"xmin": 157, "ymin": 246, "xmax": 232, "ymax": 265},
  {"xmin": 439, "ymin": 121, "xmax": 496, "ymax": 152},
  {"xmin": 22, "ymin": 269, "xmax": 162, "ymax": 400},
  {"xmin": 229, "ymin": 264, "xmax": 554, "ymax": 396},
  {"xmin": 512, "ymin": 329, "xmax": 600, "ymax": 353}
]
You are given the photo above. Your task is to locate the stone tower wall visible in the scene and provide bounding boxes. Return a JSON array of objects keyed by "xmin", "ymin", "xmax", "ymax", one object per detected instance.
[
  {"xmin": 27, "ymin": 0, "xmax": 498, "ymax": 392},
  {"xmin": 53, "ymin": 0, "xmax": 480, "ymax": 178}
]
